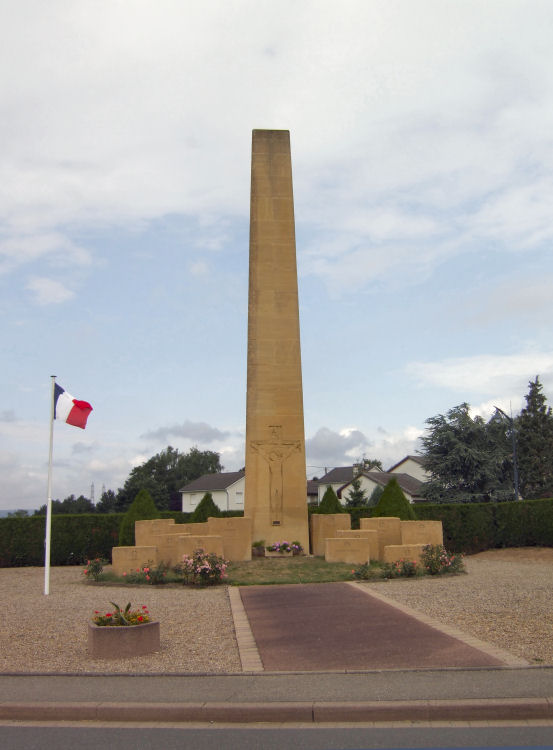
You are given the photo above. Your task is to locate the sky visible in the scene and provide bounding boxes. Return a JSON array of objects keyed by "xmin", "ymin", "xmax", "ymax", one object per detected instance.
[{"xmin": 2, "ymin": 0, "xmax": 553, "ymax": 512}]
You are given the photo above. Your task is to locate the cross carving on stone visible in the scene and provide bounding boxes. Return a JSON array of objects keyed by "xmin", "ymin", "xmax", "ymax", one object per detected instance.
[{"xmin": 250, "ymin": 425, "xmax": 301, "ymax": 524}]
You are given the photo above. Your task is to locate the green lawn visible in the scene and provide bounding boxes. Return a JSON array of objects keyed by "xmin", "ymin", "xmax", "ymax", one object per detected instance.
[{"xmin": 225, "ymin": 556, "xmax": 361, "ymax": 585}]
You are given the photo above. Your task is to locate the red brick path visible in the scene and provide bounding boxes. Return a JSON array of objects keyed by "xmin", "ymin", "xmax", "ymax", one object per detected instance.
[{"xmin": 239, "ymin": 582, "xmax": 504, "ymax": 671}]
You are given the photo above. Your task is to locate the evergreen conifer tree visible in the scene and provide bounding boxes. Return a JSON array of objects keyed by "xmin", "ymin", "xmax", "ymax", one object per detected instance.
[
  {"xmin": 345, "ymin": 477, "xmax": 368, "ymax": 508},
  {"xmin": 517, "ymin": 377, "xmax": 553, "ymax": 499},
  {"xmin": 373, "ymin": 478, "xmax": 416, "ymax": 520},
  {"xmin": 190, "ymin": 492, "xmax": 222, "ymax": 523},
  {"xmin": 317, "ymin": 485, "xmax": 343, "ymax": 513},
  {"xmin": 118, "ymin": 489, "xmax": 160, "ymax": 546}
]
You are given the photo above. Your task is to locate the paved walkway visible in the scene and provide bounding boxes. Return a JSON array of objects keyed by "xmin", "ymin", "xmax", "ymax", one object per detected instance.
[{"xmin": 236, "ymin": 581, "xmax": 525, "ymax": 671}]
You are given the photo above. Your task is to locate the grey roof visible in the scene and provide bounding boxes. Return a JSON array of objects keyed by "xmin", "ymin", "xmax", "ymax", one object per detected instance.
[
  {"xmin": 307, "ymin": 479, "xmax": 318, "ymax": 496},
  {"xmin": 318, "ymin": 466, "xmax": 355, "ymax": 484},
  {"xmin": 386, "ymin": 455, "xmax": 426, "ymax": 473},
  {"xmin": 180, "ymin": 470, "xmax": 245, "ymax": 493},
  {"xmin": 337, "ymin": 471, "xmax": 423, "ymax": 499}
]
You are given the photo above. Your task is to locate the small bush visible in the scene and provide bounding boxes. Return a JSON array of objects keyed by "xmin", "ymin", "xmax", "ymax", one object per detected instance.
[
  {"xmin": 421, "ymin": 544, "xmax": 465, "ymax": 575},
  {"xmin": 351, "ymin": 562, "xmax": 386, "ymax": 581},
  {"xmin": 383, "ymin": 558, "xmax": 422, "ymax": 578},
  {"xmin": 122, "ymin": 561, "xmax": 169, "ymax": 584},
  {"xmin": 190, "ymin": 492, "xmax": 221, "ymax": 523},
  {"xmin": 373, "ymin": 478, "xmax": 417, "ymax": 520},
  {"xmin": 119, "ymin": 489, "xmax": 160, "ymax": 547},
  {"xmin": 82, "ymin": 557, "xmax": 107, "ymax": 582},
  {"xmin": 316, "ymin": 486, "xmax": 344, "ymax": 514},
  {"xmin": 180, "ymin": 548, "xmax": 228, "ymax": 585}
]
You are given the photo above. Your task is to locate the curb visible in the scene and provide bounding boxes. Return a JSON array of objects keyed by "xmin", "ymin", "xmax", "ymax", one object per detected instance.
[{"xmin": 1, "ymin": 698, "xmax": 552, "ymax": 724}]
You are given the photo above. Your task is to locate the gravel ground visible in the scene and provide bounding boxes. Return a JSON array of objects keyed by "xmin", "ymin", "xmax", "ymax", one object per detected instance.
[
  {"xmin": 361, "ymin": 548, "xmax": 553, "ymax": 666},
  {"xmin": 1, "ymin": 548, "xmax": 552, "ymax": 672},
  {"xmin": 0, "ymin": 567, "xmax": 241, "ymax": 674}
]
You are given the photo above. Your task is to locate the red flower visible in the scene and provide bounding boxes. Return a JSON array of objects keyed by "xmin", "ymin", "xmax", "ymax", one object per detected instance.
[
  {"xmin": 106, "ymin": 613, "xmax": 112, "ymax": 617},
  {"xmin": 138, "ymin": 615, "xmax": 143, "ymax": 622}
]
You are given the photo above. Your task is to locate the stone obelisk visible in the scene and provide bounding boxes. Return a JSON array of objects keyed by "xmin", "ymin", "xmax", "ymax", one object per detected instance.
[{"xmin": 244, "ymin": 130, "xmax": 309, "ymax": 551}]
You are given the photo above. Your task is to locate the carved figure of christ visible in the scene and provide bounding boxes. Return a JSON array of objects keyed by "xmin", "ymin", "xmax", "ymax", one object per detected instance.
[{"xmin": 251, "ymin": 425, "xmax": 301, "ymax": 524}]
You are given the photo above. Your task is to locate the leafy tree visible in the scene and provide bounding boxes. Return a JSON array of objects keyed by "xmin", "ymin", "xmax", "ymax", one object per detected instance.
[
  {"xmin": 517, "ymin": 377, "xmax": 553, "ymax": 499},
  {"xmin": 345, "ymin": 477, "xmax": 368, "ymax": 508},
  {"xmin": 420, "ymin": 403, "xmax": 511, "ymax": 503},
  {"xmin": 7, "ymin": 509, "xmax": 29, "ymax": 517},
  {"xmin": 360, "ymin": 458, "xmax": 383, "ymax": 471},
  {"xmin": 316, "ymin": 485, "xmax": 344, "ymax": 513},
  {"xmin": 95, "ymin": 489, "xmax": 118, "ymax": 514},
  {"xmin": 190, "ymin": 492, "xmax": 221, "ymax": 523},
  {"xmin": 118, "ymin": 489, "xmax": 161, "ymax": 547},
  {"xmin": 373, "ymin": 478, "xmax": 416, "ymax": 520},
  {"xmin": 116, "ymin": 446, "xmax": 223, "ymax": 511},
  {"xmin": 34, "ymin": 494, "xmax": 95, "ymax": 515}
]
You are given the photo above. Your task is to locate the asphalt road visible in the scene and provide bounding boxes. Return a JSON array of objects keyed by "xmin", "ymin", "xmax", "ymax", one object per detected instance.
[{"xmin": 1, "ymin": 724, "xmax": 553, "ymax": 750}]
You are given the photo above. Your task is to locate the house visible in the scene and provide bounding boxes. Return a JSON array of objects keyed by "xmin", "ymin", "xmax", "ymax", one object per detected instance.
[
  {"xmin": 337, "ymin": 471, "xmax": 423, "ymax": 504},
  {"xmin": 387, "ymin": 455, "xmax": 429, "ymax": 483},
  {"xmin": 180, "ymin": 470, "xmax": 245, "ymax": 512},
  {"xmin": 181, "ymin": 470, "xmax": 317, "ymax": 512}
]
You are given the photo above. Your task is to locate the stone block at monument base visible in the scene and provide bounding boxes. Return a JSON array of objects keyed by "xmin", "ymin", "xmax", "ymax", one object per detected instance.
[
  {"xmin": 400, "ymin": 520, "xmax": 443, "ymax": 546},
  {"xmin": 325, "ymin": 537, "xmax": 371, "ymax": 564},
  {"xmin": 359, "ymin": 517, "xmax": 402, "ymax": 560},
  {"xmin": 112, "ymin": 546, "xmax": 158, "ymax": 577},
  {"xmin": 383, "ymin": 543, "xmax": 427, "ymax": 564},
  {"xmin": 207, "ymin": 517, "xmax": 252, "ymax": 561},
  {"xmin": 335, "ymin": 528, "xmax": 379, "ymax": 558},
  {"xmin": 310, "ymin": 514, "xmax": 351, "ymax": 557},
  {"xmin": 135, "ymin": 519, "xmax": 178, "ymax": 547}
]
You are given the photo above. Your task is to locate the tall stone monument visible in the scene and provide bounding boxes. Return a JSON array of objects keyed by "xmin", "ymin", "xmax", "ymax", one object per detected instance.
[{"xmin": 244, "ymin": 130, "xmax": 309, "ymax": 551}]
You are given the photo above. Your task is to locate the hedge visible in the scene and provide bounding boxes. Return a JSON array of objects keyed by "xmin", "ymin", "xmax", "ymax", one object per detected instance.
[
  {"xmin": 321, "ymin": 498, "xmax": 553, "ymax": 553},
  {"xmin": 0, "ymin": 510, "xmax": 244, "ymax": 567}
]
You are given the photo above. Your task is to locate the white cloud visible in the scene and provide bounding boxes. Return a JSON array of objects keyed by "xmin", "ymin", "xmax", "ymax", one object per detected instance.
[
  {"xmin": 26, "ymin": 277, "xmax": 75, "ymax": 305},
  {"xmin": 408, "ymin": 352, "xmax": 553, "ymax": 396}
]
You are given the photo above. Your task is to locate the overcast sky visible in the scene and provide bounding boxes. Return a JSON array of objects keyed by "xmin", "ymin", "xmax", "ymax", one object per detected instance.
[{"xmin": 2, "ymin": 0, "xmax": 553, "ymax": 511}]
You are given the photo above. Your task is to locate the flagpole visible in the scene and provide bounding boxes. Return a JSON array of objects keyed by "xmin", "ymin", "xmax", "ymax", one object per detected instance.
[{"xmin": 44, "ymin": 375, "xmax": 56, "ymax": 596}]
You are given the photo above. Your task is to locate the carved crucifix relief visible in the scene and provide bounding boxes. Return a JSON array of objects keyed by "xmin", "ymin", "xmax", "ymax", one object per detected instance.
[{"xmin": 250, "ymin": 425, "xmax": 301, "ymax": 524}]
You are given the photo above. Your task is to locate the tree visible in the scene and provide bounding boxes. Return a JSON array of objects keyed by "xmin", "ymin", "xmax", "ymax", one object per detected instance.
[
  {"xmin": 316, "ymin": 485, "xmax": 343, "ymax": 513},
  {"xmin": 190, "ymin": 492, "xmax": 221, "ymax": 523},
  {"xmin": 345, "ymin": 477, "xmax": 368, "ymax": 508},
  {"xmin": 95, "ymin": 489, "xmax": 118, "ymax": 514},
  {"xmin": 116, "ymin": 446, "xmax": 223, "ymax": 511},
  {"xmin": 360, "ymin": 458, "xmax": 383, "ymax": 472},
  {"xmin": 367, "ymin": 485, "xmax": 383, "ymax": 507},
  {"xmin": 373, "ymin": 478, "xmax": 416, "ymax": 520},
  {"xmin": 7, "ymin": 509, "xmax": 29, "ymax": 517},
  {"xmin": 420, "ymin": 403, "xmax": 511, "ymax": 503},
  {"xmin": 517, "ymin": 377, "xmax": 553, "ymax": 499},
  {"xmin": 34, "ymin": 494, "xmax": 95, "ymax": 515},
  {"xmin": 118, "ymin": 489, "xmax": 161, "ymax": 547}
]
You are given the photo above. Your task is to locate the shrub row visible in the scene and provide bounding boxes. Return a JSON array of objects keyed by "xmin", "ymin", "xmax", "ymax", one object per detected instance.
[
  {"xmin": 0, "ymin": 510, "xmax": 244, "ymax": 567},
  {"xmin": 414, "ymin": 497, "xmax": 553, "ymax": 553}
]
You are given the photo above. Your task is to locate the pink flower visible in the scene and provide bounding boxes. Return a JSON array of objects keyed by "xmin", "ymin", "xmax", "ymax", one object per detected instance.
[
  {"xmin": 123, "ymin": 572, "xmax": 127, "ymax": 577},
  {"xmin": 142, "ymin": 605, "xmax": 148, "ymax": 609}
]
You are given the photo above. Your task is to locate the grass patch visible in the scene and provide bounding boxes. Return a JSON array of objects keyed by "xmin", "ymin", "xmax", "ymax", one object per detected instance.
[{"xmin": 225, "ymin": 556, "xmax": 363, "ymax": 586}]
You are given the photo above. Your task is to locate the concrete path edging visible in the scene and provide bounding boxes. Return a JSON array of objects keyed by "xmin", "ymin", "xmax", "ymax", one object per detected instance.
[{"xmin": 1, "ymin": 698, "xmax": 552, "ymax": 724}]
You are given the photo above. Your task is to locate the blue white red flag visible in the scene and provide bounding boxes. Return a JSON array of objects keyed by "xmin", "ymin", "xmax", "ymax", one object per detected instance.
[{"xmin": 54, "ymin": 383, "xmax": 93, "ymax": 429}]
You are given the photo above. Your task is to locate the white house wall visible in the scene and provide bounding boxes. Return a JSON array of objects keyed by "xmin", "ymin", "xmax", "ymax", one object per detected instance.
[
  {"xmin": 389, "ymin": 459, "xmax": 429, "ymax": 483},
  {"xmin": 181, "ymin": 477, "xmax": 246, "ymax": 512}
]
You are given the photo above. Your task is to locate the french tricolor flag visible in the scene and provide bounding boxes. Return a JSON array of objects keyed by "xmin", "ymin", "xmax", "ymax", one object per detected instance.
[{"xmin": 54, "ymin": 383, "xmax": 93, "ymax": 429}]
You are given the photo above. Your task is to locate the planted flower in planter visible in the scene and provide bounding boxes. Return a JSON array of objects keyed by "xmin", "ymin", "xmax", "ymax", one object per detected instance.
[
  {"xmin": 88, "ymin": 602, "xmax": 159, "ymax": 658},
  {"xmin": 92, "ymin": 602, "xmax": 151, "ymax": 626}
]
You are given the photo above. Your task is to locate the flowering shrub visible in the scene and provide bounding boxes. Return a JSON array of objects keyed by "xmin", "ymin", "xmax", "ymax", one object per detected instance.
[
  {"xmin": 383, "ymin": 558, "xmax": 421, "ymax": 578},
  {"xmin": 266, "ymin": 540, "xmax": 304, "ymax": 554},
  {"xmin": 123, "ymin": 561, "xmax": 169, "ymax": 584},
  {"xmin": 421, "ymin": 545, "xmax": 465, "ymax": 575},
  {"xmin": 180, "ymin": 549, "xmax": 228, "ymax": 586},
  {"xmin": 83, "ymin": 558, "xmax": 107, "ymax": 582},
  {"xmin": 92, "ymin": 602, "xmax": 152, "ymax": 627},
  {"xmin": 351, "ymin": 562, "xmax": 385, "ymax": 581}
]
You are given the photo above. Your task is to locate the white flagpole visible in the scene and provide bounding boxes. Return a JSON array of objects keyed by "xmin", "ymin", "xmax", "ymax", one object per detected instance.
[{"xmin": 44, "ymin": 375, "xmax": 56, "ymax": 596}]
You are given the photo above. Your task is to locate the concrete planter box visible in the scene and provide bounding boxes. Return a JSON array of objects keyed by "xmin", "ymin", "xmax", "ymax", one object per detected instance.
[
  {"xmin": 88, "ymin": 621, "xmax": 160, "ymax": 659},
  {"xmin": 265, "ymin": 549, "xmax": 293, "ymax": 558}
]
